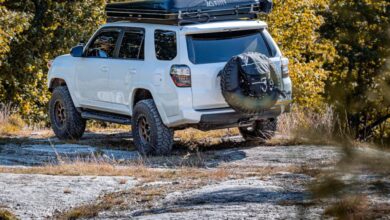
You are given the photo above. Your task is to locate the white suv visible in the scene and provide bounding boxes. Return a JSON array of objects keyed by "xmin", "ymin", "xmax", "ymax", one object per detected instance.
[{"xmin": 47, "ymin": 20, "xmax": 292, "ymax": 155}]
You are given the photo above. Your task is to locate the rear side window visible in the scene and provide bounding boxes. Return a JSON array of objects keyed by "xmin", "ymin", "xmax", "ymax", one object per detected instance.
[
  {"xmin": 86, "ymin": 31, "xmax": 120, "ymax": 58},
  {"xmin": 119, "ymin": 29, "xmax": 145, "ymax": 60},
  {"xmin": 187, "ymin": 29, "xmax": 275, "ymax": 64},
  {"xmin": 155, "ymin": 30, "xmax": 177, "ymax": 60}
]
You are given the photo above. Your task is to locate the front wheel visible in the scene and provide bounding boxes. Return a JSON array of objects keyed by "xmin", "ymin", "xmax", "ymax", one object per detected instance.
[
  {"xmin": 132, "ymin": 100, "xmax": 174, "ymax": 156},
  {"xmin": 239, "ymin": 118, "xmax": 278, "ymax": 143},
  {"xmin": 49, "ymin": 86, "xmax": 86, "ymax": 140}
]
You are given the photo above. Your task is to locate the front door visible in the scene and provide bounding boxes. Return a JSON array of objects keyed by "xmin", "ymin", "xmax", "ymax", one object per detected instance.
[{"xmin": 75, "ymin": 29, "xmax": 121, "ymax": 108}]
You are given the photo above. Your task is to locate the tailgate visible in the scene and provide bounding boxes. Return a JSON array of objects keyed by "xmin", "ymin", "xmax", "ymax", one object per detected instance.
[{"xmin": 191, "ymin": 63, "xmax": 229, "ymax": 110}]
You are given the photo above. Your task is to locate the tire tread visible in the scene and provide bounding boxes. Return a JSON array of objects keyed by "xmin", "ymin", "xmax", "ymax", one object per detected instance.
[
  {"xmin": 49, "ymin": 86, "xmax": 86, "ymax": 140},
  {"xmin": 132, "ymin": 99, "xmax": 174, "ymax": 155}
]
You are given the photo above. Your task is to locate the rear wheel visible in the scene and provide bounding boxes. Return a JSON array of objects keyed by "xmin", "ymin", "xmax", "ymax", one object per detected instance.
[
  {"xmin": 239, "ymin": 118, "xmax": 278, "ymax": 143},
  {"xmin": 132, "ymin": 99, "xmax": 174, "ymax": 156},
  {"xmin": 49, "ymin": 86, "xmax": 86, "ymax": 140}
]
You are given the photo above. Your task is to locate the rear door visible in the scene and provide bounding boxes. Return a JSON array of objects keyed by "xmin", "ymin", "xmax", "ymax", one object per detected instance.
[
  {"xmin": 107, "ymin": 28, "xmax": 145, "ymax": 112},
  {"xmin": 186, "ymin": 29, "xmax": 281, "ymax": 110}
]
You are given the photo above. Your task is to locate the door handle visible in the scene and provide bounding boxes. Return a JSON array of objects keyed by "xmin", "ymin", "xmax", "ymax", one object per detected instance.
[{"xmin": 100, "ymin": 66, "xmax": 109, "ymax": 72}]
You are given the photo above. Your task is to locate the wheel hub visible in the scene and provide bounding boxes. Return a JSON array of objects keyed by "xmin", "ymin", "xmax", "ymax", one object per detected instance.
[
  {"xmin": 138, "ymin": 116, "xmax": 151, "ymax": 144},
  {"xmin": 54, "ymin": 100, "xmax": 66, "ymax": 127}
]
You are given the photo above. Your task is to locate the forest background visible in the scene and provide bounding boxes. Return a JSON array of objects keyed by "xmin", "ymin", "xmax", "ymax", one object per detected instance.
[{"xmin": 0, "ymin": 0, "xmax": 389, "ymax": 145}]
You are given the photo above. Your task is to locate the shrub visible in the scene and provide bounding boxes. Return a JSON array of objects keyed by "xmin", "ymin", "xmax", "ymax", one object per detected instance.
[
  {"xmin": 0, "ymin": 209, "xmax": 18, "ymax": 220},
  {"xmin": 0, "ymin": 104, "xmax": 26, "ymax": 136},
  {"xmin": 277, "ymin": 105, "xmax": 336, "ymax": 144}
]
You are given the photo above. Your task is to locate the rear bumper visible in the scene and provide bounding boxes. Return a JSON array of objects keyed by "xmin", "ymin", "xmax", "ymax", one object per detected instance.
[
  {"xmin": 166, "ymin": 103, "xmax": 291, "ymax": 130},
  {"xmin": 162, "ymin": 75, "xmax": 293, "ymax": 129},
  {"xmin": 197, "ymin": 105, "xmax": 288, "ymax": 130}
]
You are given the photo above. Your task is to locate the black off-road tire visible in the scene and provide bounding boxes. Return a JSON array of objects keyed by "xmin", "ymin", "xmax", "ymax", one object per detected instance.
[
  {"xmin": 49, "ymin": 86, "xmax": 86, "ymax": 140},
  {"xmin": 239, "ymin": 118, "xmax": 278, "ymax": 143},
  {"xmin": 132, "ymin": 99, "xmax": 174, "ymax": 156},
  {"xmin": 220, "ymin": 53, "xmax": 281, "ymax": 115}
]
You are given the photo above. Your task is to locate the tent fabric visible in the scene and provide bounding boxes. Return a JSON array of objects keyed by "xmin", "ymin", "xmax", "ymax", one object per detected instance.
[
  {"xmin": 106, "ymin": 0, "xmax": 269, "ymax": 13},
  {"xmin": 106, "ymin": 0, "xmax": 273, "ymax": 25}
]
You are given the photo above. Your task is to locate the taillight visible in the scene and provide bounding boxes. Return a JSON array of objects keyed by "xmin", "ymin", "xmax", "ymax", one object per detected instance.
[
  {"xmin": 281, "ymin": 58, "xmax": 289, "ymax": 78},
  {"xmin": 170, "ymin": 65, "xmax": 191, "ymax": 87}
]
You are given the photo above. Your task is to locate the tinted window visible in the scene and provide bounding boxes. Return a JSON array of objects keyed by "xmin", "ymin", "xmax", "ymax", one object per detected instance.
[
  {"xmin": 187, "ymin": 30, "xmax": 274, "ymax": 64},
  {"xmin": 86, "ymin": 31, "xmax": 120, "ymax": 58},
  {"xmin": 155, "ymin": 30, "xmax": 177, "ymax": 60},
  {"xmin": 119, "ymin": 30, "xmax": 145, "ymax": 60}
]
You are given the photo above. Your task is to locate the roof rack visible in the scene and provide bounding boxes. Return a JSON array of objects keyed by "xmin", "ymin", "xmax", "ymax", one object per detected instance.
[{"xmin": 106, "ymin": 0, "xmax": 273, "ymax": 25}]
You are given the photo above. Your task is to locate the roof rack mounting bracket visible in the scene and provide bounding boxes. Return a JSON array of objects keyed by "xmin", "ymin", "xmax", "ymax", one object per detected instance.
[
  {"xmin": 250, "ymin": 4, "xmax": 255, "ymax": 13},
  {"xmin": 178, "ymin": 10, "xmax": 183, "ymax": 19}
]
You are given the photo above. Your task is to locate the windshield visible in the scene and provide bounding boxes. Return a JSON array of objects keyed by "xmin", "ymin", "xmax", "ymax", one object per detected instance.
[{"xmin": 186, "ymin": 29, "xmax": 276, "ymax": 64}]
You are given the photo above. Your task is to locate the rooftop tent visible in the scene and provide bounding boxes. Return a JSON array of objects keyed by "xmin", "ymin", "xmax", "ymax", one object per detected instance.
[{"xmin": 106, "ymin": 0, "xmax": 273, "ymax": 25}]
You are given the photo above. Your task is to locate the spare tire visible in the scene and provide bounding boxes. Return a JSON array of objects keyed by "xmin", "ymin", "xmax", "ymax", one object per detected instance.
[{"xmin": 220, "ymin": 52, "xmax": 282, "ymax": 114}]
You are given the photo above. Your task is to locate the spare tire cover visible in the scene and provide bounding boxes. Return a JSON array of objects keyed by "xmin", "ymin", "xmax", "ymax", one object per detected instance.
[{"xmin": 220, "ymin": 52, "xmax": 282, "ymax": 114}]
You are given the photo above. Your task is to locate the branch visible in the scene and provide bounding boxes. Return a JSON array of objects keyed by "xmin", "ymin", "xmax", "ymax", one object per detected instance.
[{"xmin": 359, "ymin": 114, "xmax": 390, "ymax": 140}]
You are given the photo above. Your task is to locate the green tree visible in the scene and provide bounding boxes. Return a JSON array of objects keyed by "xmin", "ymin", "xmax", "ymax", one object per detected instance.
[
  {"xmin": 0, "ymin": 0, "xmax": 30, "ymax": 94},
  {"xmin": 0, "ymin": 0, "xmax": 29, "ymax": 62},
  {"xmin": 263, "ymin": 0, "xmax": 336, "ymax": 108},
  {"xmin": 0, "ymin": 0, "xmax": 106, "ymax": 123},
  {"xmin": 321, "ymin": 0, "xmax": 390, "ymax": 140}
]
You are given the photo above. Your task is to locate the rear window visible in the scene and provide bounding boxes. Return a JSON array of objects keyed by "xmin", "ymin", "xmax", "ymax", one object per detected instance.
[
  {"xmin": 187, "ymin": 29, "xmax": 275, "ymax": 64},
  {"xmin": 155, "ymin": 30, "xmax": 177, "ymax": 61}
]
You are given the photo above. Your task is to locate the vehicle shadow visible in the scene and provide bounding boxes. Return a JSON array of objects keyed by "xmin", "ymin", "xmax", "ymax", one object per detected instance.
[{"xmin": 132, "ymin": 186, "xmax": 312, "ymax": 219}]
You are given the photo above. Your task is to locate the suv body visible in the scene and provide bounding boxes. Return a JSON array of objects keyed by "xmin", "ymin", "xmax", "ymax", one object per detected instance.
[{"xmin": 48, "ymin": 20, "xmax": 293, "ymax": 154}]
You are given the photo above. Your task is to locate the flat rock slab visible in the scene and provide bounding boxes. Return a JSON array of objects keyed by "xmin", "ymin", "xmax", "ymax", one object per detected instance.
[
  {"xmin": 0, "ymin": 173, "xmax": 137, "ymax": 219},
  {"xmin": 0, "ymin": 133, "xmax": 343, "ymax": 219},
  {"xmin": 0, "ymin": 144, "xmax": 140, "ymax": 166},
  {"xmin": 104, "ymin": 174, "xmax": 323, "ymax": 220},
  {"xmin": 134, "ymin": 204, "xmax": 323, "ymax": 220},
  {"xmin": 218, "ymin": 145, "xmax": 340, "ymax": 167}
]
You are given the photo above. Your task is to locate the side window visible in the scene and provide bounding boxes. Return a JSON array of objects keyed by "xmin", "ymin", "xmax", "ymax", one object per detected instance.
[
  {"xmin": 119, "ymin": 30, "xmax": 145, "ymax": 60},
  {"xmin": 155, "ymin": 30, "xmax": 177, "ymax": 61},
  {"xmin": 86, "ymin": 31, "xmax": 120, "ymax": 58}
]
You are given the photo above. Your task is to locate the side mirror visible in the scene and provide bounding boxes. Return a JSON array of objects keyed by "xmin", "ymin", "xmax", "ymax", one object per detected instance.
[{"xmin": 70, "ymin": 45, "xmax": 84, "ymax": 57}]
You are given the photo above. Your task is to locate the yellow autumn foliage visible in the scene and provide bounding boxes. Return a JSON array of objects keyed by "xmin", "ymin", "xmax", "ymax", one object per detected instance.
[{"xmin": 263, "ymin": 0, "xmax": 336, "ymax": 108}]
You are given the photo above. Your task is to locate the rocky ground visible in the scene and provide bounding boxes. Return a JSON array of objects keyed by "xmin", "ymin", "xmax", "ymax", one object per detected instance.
[
  {"xmin": 0, "ymin": 174, "xmax": 137, "ymax": 219},
  {"xmin": 0, "ymin": 131, "xmax": 389, "ymax": 219}
]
